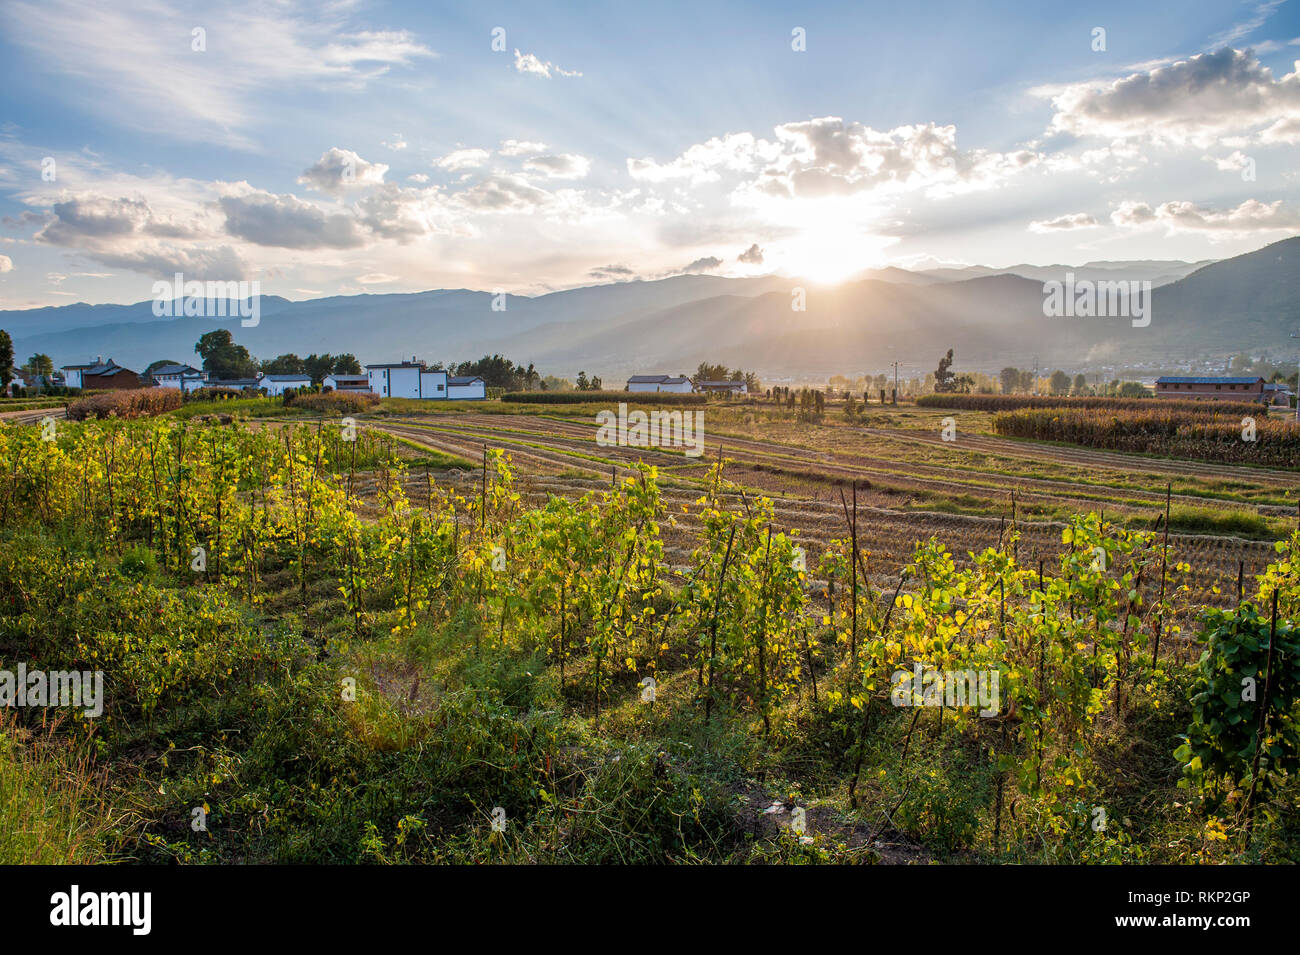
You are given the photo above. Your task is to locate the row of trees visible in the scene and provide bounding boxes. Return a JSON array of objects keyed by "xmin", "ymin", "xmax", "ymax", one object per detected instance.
[
  {"xmin": 999, "ymin": 366, "xmax": 1148, "ymax": 398},
  {"xmin": 190, "ymin": 330, "xmax": 360, "ymax": 383},
  {"xmin": 695, "ymin": 362, "xmax": 761, "ymax": 392}
]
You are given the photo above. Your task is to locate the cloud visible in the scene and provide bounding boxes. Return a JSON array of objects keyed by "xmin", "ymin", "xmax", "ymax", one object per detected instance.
[
  {"xmin": 382, "ymin": 135, "xmax": 408, "ymax": 151},
  {"xmin": 737, "ymin": 243, "xmax": 764, "ymax": 264},
  {"xmin": 589, "ymin": 264, "xmax": 635, "ymax": 280},
  {"xmin": 1209, "ymin": 0, "xmax": 1285, "ymax": 46},
  {"xmin": 353, "ymin": 184, "xmax": 464, "ymax": 242},
  {"xmin": 298, "ymin": 148, "xmax": 388, "ymax": 195},
  {"xmin": 672, "ymin": 256, "xmax": 723, "ymax": 274},
  {"xmin": 630, "ymin": 119, "xmax": 1039, "ymax": 201},
  {"xmin": 1039, "ymin": 48, "xmax": 1300, "ymax": 147},
  {"xmin": 435, "ymin": 148, "xmax": 491, "ymax": 171},
  {"xmin": 0, "ymin": 0, "xmax": 436, "ymax": 150},
  {"xmin": 0, "ymin": 254, "xmax": 12, "ymax": 273},
  {"xmin": 83, "ymin": 243, "xmax": 250, "ymax": 280},
  {"xmin": 34, "ymin": 196, "xmax": 206, "ymax": 245},
  {"xmin": 357, "ymin": 272, "xmax": 398, "ymax": 284},
  {"xmin": 1028, "ymin": 212, "xmax": 1100, "ymax": 233},
  {"xmin": 455, "ymin": 174, "xmax": 552, "ymax": 212},
  {"xmin": 219, "ymin": 190, "xmax": 365, "ymax": 249},
  {"xmin": 1110, "ymin": 198, "xmax": 1300, "ymax": 233},
  {"xmin": 499, "ymin": 139, "xmax": 548, "ymax": 156},
  {"xmin": 513, "ymin": 49, "xmax": 581, "ymax": 78},
  {"xmin": 523, "ymin": 153, "xmax": 591, "ymax": 179}
]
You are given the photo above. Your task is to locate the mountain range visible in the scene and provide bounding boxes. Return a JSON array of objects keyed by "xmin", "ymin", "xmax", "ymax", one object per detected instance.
[{"xmin": 3, "ymin": 239, "xmax": 1296, "ymax": 380}]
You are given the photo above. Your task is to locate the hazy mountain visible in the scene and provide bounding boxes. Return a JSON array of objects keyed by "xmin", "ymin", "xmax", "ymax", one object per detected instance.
[
  {"xmin": 918, "ymin": 259, "xmax": 1213, "ymax": 287},
  {"xmin": 1, "ymin": 239, "xmax": 1293, "ymax": 379}
]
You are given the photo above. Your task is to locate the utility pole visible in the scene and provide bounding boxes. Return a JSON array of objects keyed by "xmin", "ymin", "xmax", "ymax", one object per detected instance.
[
  {"xmin": 1291, "ymin": 333, "xmax": 1300, "ymax": 421},
  {"xmin": 891, "ymin": 361, "xmax": 899, "ymax": 400}
]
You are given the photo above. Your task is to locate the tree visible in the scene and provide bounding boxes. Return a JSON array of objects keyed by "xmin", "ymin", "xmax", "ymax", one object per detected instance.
[
  {"xmin": 26, "ymin": 354, "xmax": 54, "ymax": 378},
  {"xmin": 195, "ymin": 330, "xmax": 258, "ymax": 379},
  {"xmin": 333, "ymin": 354, "xmax": 362, "ymax": 375},
  {"xmin": 1072, "ymin": 373, "xmax": 1089, "ymax": 396},
  {"xmin": 303, "ymin": 354, "xmax": 336, "ymax": 385},
  {"xmin": 1049, "ymin": 370, "xmax": 1071, "ymax": 395},
  {"xmin": 261, "ymin": 353, "xmax": 307, "ymax": 375},
  {"xmin": 575, "ymin": 371, "xmax": 589, "ymax": 391},
  {"xmin": 0, "ymin": 330, "xmax": 13, "ymax": 388},
  {"xmin": 933, "ymin": 349, "xmax": 957, "ymax": 393},
  {"xmin": 999, "ymin": 367, "xmax": 1020, "ymax": 395},
  {"xmin": 1117, "ymin": 381, "xmax": 1149, "ymax": 398},
  {"xmin": 743, "ymin": 371, "xmax": 761, "ymax": 392}
]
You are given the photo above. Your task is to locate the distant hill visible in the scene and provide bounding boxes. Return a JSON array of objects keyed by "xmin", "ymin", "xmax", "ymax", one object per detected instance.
[{"xmin": 1, "ymin": 239, "xmax": 1293, "ymax": 378}]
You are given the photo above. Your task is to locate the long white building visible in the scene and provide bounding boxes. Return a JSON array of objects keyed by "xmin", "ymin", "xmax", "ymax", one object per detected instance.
[{"xmin": 627, "ymin": 374, "xmax": 693, "ymax": 394}]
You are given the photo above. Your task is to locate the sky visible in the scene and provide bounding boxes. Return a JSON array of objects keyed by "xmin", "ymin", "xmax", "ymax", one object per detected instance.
[{"xmin": 0, "ymin": 0, "xmax": 1299, "ymax": 308}]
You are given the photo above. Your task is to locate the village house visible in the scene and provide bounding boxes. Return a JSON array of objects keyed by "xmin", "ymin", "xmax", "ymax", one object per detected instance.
[
  {"xmin": 1263, "ymin": 382, "xmax": 1295, "ymax": 408},
  {"xmin": 321, "ymin": 373, "xmax": 372, "ymax": 393},
  {"xmin": 1155, "ymin": 376, "xmax": 1268, "ymax": 402},
  {"xmin": 447, "ymin": 375, "xmax": 487, "ymax": 400},
  {"xmin": 366, "ymin": 360, "xmax": 447, "ymax": 399},
  {"xmin": 259, "ymin": 373, "xmax": 313, "ymax": 397},
  {"xmin": 150, "ymin": 363, "xmax": 208, "ymax": 392},
  {"xmin": 694, "ymin": 379, "xmax": 748, "ymax": 396},
  {"xmin": 626, "ymin": 374, "xmax": 693, "ymax": 394},
  {"xmin": 60, "ymin": 358, "xmax": 141, "ymax": 391},
  {"xmin": 206, "ymin": 377, "xmax": 264, "ymax": 392}
]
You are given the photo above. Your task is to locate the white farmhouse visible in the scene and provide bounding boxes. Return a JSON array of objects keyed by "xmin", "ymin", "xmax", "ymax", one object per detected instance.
[
  {"xmin": 694, "ymin": 379, "xmax": 748, "ymax": 396},
  {"xmin": 150, "ymin": 363, "xmax": 208, "ymax": 392},
  {"xmin": 627, "ymin": 374, "xmax": 693, "ymax": 394},
  {"xmin": 366, "ymin": 361, "xmax": 448, "ymax": 399},
  {"xmin": 260, "ymin": 373, "xmax": 312, "ymax": 396},
  {"xmin": 447, "ymin": 375, "xmax": 487, "ymax": 400},
  {"xmin": 322, "ymin": 374, "xmax": 373, "ymax": 393}
]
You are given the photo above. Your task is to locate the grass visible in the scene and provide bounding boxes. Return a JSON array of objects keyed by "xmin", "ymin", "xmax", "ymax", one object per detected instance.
[{"xmin": 0, "ymin": 715, "xmax": 105, "ymax": 864}]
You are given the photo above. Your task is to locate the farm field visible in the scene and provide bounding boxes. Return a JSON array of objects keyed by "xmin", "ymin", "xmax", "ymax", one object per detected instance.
[
  {"xmin": 358, "ymin": 402, "xmax": 1297, "ymax": 608},
  {"xmin": 1, "ymin": 397, "xmax": 1297, "ymax": 866}
]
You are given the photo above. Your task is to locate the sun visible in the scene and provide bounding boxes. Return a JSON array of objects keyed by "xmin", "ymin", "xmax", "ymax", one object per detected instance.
[{"xmin": 778, "ymin": 217, "xmax": 897, "ymax": 285}]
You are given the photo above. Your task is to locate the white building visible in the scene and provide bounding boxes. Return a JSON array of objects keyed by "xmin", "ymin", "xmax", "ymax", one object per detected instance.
[
  {"xmin": 447, "ymin": 375, "xmax": 487, "ymax": 400},
  {"xmin": 322, "ymin": 374, "xmax": 373, "ymax": 393},
  {"xmin": 694, "ymin": 379, "xmax": 748, "ymax": 395},
  {"xmin": 366, "ymin": 361, "xmax": 448, "ymax": 399},
  {"xmin": 260, "ymin": 373, "xmax": 312, "ymax": 396},
  {"xmin": 627, "ymin": 374, "xmax": 693, "ymax": 394},
  {"xmin": 150, "ymin": 363, "xmax": 208, "ymax": 392}
]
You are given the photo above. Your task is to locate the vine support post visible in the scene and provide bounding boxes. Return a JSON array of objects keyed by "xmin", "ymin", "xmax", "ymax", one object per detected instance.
[
  {"xmin": 1245, "ymin": 589, "xmax": 1279, "ymax": 842},
  {"xmin": 1154, "ymin": 482, "xmax": 1170, "ymax": 669}
]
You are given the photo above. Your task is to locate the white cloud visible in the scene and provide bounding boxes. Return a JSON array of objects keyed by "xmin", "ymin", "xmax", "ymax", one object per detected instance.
[
  {"xmin": 499, "ymin": 139, "xmax": 548, "ymax": 156},
  {"xmin": 382, "ymin": 135, "xmax": 408, "ymax": 151},
  {"xmin": 298, "ymin": 148, "xmax": 388, "ymax": 195},
  {"xmin": 513, "ymin": 49, "xmax": 581, "ymax": 78},
  {"xmin": 523, "ymin": 154, "xmax": 591, "ymax": 179},
  {"xmin": 1029, "ymin": 213, "xmax": 1100, "ymax": 233},
  {"xmin": 0, "ymin": 255, "xmax": 12, "ymax": 273},
  {"xmin": 219, "ymin": 189, "xmax": 366, "ymax": 249},
  {"xmin": 0, "ymin": 0, "xmax": 436, "ymax": 150},
  {"xmin": 1110, "ymin": 197, "xmax": 1300, "ymax": 233},
  {"xmin": 435, "ymin": 148, "xmax": 491, "ymax": 171},
  {"xmin": 357, "ymin": 272, "xmax": 399, "ymax": 284},
  {"xmin": 1039, "ymin": 48, "xmax": 1300, "ymax": 147}
]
